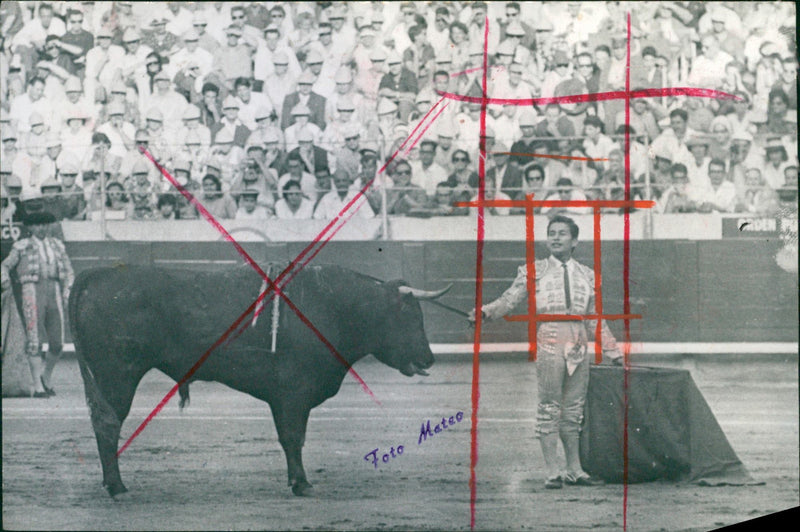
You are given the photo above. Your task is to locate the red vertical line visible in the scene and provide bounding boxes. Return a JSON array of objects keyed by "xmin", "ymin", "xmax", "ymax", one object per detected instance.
[
  {"xmin": 622, "ymin": 12, "xmax": 633, "ymax": 531},
  {"xmin": 469, "ymin": 16, "xmax": 490, "ymax": 531},
  {"xmin": 593, "ymin": 206, "xmax": 603, "ymax": 363},
  {"xmin": 524, "ymin": 195, "xmax": 537, "ymax": 361}
]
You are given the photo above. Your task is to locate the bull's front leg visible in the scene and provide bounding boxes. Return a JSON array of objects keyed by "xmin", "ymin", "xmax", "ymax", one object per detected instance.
[{"xmin": 271, "ymin": 402, "xmax": 312, "ymax": 496}]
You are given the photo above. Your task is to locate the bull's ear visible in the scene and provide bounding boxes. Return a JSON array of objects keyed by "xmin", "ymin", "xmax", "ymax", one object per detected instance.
[{"xmin": 384, "ymin": 280, "xmax": 410, "ymax": 302}]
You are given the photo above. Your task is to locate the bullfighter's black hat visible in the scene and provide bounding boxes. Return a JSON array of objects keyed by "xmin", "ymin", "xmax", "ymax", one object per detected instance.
[{"xmin": 24, "ymin": 211, "xmax": 56, "ymax": 226}]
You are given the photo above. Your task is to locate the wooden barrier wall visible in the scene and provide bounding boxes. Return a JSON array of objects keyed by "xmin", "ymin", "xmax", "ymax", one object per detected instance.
[{"xmin": 60, "ymin": 240, "xmax": 798, "ymax": 344}]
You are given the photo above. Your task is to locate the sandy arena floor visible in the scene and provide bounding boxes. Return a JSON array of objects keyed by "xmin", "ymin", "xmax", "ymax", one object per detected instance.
[{"xmin": 2, "ymin": 355, "xmax": 798, "ymax": 531}]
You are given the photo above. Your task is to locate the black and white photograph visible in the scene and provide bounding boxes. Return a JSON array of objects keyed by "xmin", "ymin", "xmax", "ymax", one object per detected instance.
[{"xmin": 1, "ymin": 1, "xmax": 797, "ymax": 530}]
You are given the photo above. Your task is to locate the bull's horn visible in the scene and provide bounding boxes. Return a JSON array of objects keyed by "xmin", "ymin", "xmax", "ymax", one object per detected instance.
[{"xmin": 398, "ymin": 284, "xmax": 452, "ymax": 300}]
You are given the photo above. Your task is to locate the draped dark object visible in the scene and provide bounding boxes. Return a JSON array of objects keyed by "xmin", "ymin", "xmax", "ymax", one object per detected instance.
[{"xmin": 580, "ymin": 365, "xmax": 762, "ymax": 486}]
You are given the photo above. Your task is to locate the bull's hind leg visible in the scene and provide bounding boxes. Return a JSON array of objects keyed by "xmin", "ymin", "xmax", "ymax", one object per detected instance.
[
  {"xmin": 271, "ymin": 402, "xmax": 313, "ymax": 496},
  {"xmin": 78, "ymin": 356, "xmax": 144, "ymax": 497}
]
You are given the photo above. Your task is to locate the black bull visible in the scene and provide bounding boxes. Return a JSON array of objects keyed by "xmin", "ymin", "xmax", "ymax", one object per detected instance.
[{"xmin": 68, "ymin": 264, "xmax": 449, "ymax": 497}]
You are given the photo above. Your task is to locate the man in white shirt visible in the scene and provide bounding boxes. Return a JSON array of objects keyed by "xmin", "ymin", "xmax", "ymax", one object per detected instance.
[
  {"xmin": 168, "ymin": 29, "xmax": 214, "ymax": 81},
  {"xmin": 278, "ymin": 152, "xmax": 319, "ymax": 205},
  {"xmin": 11, "ymin": 77, "xmax": 55, "ymax": 134},
  {"xmin": 410, "ymin": 140, "xmax": 449, "ymax": 197},
  {"xmin": 84, "ymin": 26, "xmax": 126, "ymax": 100},
  {"xmin": 11, "ymin": 2, "xmax": 65, "ymax": 52},
  {"xmin": 314, "ymin": 167, "xmax": 375, "ymax": 220},
  {"xmin": 234, "ymin": 190, "xmax": 271, "ymax": 220},
  {"xmin": 146, "ymin": 70, "xmax": 189, "ymax": 138},
  {"xmin": 688, "ymin": 35, "xmax": 734, "ymax": 89},
  {"xmin": 692, "ymin": 158, "xmax": 737, "ymax": 212},
  {"xmin": 234, "ymin": 77, "xmax": 273, "ymax": 131}
]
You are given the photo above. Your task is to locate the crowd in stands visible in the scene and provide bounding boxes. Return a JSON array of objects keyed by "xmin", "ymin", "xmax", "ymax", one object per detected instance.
[{"xmin": 1, "ymin": 1, "xmax": 797, "ymax": 225}]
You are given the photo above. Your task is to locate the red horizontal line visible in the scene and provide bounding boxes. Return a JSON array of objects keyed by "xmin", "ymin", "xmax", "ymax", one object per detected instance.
[
  {"xmin": 436, "ymin": 87, "xmax": 740, "ymax": 106},
  {"xmin": 504, "ymin": 313, "xmax": 642, "ymax": 322},
  {"xmin": 455, "ymin": 199, "xmax": 656, "ymax": 208},
  {"xmin": 493, "ymin": 151, "xmax": 608, "ymax": 162}
]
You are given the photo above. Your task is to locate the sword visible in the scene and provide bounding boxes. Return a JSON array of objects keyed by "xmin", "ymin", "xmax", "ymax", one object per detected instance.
[{"xmin": 422, "ymin": 298, "xmax": 471, "ymax": 318}]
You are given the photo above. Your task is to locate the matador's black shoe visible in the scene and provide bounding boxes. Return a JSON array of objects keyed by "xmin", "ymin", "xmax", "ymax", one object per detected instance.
[{"xmin": 41, "ymin": 377, "xmax": 56, "ymax": 397}]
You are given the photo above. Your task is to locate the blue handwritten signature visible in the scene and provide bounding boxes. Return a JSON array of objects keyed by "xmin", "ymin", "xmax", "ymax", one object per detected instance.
[{"xmin": 364, "ymin": 411, "xmax": 464, "ymax": 468}]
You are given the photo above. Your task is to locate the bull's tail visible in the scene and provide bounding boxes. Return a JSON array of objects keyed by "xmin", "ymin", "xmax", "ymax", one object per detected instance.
[{"xmin": 178, "ymin": 383, "xmax": 190, "ymax": 410}]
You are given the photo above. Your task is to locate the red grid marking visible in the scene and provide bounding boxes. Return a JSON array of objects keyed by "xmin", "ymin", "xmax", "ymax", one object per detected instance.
[{"xmin": 441, "ymin": 12, "xmax": 738, "ymax": 531}]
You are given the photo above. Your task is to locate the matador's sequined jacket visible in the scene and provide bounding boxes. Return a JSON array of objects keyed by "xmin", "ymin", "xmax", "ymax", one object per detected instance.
[{"xmin": 482, "ymin": 255, "xmax": 621, "ymax": 371}]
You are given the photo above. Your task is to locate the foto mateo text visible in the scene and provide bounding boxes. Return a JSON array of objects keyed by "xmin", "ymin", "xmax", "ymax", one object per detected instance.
[{"xmin": 364, "ymin": 411, "xmax": 464, "ymax": 469}]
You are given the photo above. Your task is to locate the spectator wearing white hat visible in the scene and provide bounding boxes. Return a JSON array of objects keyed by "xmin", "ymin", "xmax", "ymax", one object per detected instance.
[
  {"xmin": 119, "ymin": 129, "xmax": 157, "ymax": 187},
  {"xmin": 324, "ymin": 67, "xmax": 367, "ymax": 125},
  {"xmin": 289, "ymin": 127, "xmax": 333, "ymax": 176},
  {"xmin": 351, "ymin": 26, "xmax": 389, "ymax": 86},
  {"xmin": 169, "ymin": 28, "xmax": 214, "ymax": 81},
  {"xmin": 143, "ymin": 106, "xmax": 173, "ymax": 165},
  {"xmin": 141, "ymin": 16, "xmax": 180, "ymax": 56},
  {"xmin": 262, "ymin": 51, "xmax": 298, "ymax": 125},
  {"xmin": 330, "ymin": 123, "xmax": 363, "ymax": 180},
  {"xmin": 147, "ymin": 69, "xmax": 189, "ymax": 135},
  {"xmin": 283, "ymin": 111, "xmax": 321, "ymax": 162},
  {"xmin": 84, "ymin": 26, "xmax": 125, "ymax": 99},
  {"xmin": 59, "ymin": 108, "xmax": 93, "ymax": 167},
  {"xmin": 212, "ymin": 24, "xmax": 255, "ymax": 91},
  {"xmin": 355, "ymin": 45, "xmax": 388, "ymax": 105},
  {"xmin": 22, "ymin": 112, "xmax": 48, "ymax": 164},
  {"xmin": 253, "ymin": 25, "xmax": 301, "ymax": 88},
  {"xmin": 55, "ymin": 160, "xmax": 86, "ymax": 220},
  {"xmin": 230, "ymin": 156, "xmax": 276, "ymax": 214},
  {"xmin": 249, "ymin": 106, "xmax": 284, "ymax": 149},
  {"xmin": 189, "ymin": 11, "xmax": 220, "ymax": 55},
  {"xmin": 306, "ymin": 47, "xmax": 339, "ymax": 101},
  {"xmin": 327, "ymin": 5, "xmax": 357, "ymax": 57},
  {"xmin": 2, "ymin": 127, "xmax": 34, "ymax": 194},
  {"xmin": 320, "ymin": 96, "xmax": 361, "ymax": 153},
  {"xmin": 208, "ymin": 127, "xmax": 245, "ymax": 189},
  {"xmin": 118, "ymin": 29, "xmax": 154, "ymax": 84},
  {"xmin": 507, "ymin": 109, "xmax": 541, "ymax": 167},
  {"xmin": 34, "ymin": 133, "xmax": 64, "ymax": 185},
  {"xmin": 211, "ymin": 95, "xmax": 251, "ymax": 148},
  {"xmin": 281, "ymin": 70, "xmax": 327, "ymax": 132},
  {"xmin": 379, "ymin": 50, "xmax": 418, "ymax": 122},
  {"xmin": 176, "ymin": 104, "xmax": 212, "ymax": 151},
  {"xmin": 51, "ymin": 75, "xmax": 95, "ymax": 133},
  {"xmin": 97, "ymin": 101, "xmax": 136, "ymax": 159},
  {"xmin": 233, "ymin": 77, "xmax": 273, "ymax": 131}
]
